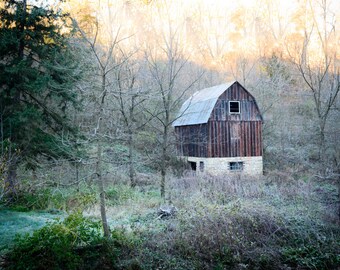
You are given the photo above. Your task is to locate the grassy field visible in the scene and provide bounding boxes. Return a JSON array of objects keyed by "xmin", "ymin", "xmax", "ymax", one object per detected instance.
[
  {"xmin": 0, "ymin": 172, "xmax": 339, "ymax": 269},
  {"xmin": 0, "ymin": 210, "xmax": 64, "ymax": 255}
]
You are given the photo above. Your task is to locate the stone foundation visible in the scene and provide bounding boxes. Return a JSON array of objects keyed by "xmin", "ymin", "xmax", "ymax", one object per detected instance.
[{"xmin": 184, "ymin": 156, "xmax": 263, "ymax": 176}]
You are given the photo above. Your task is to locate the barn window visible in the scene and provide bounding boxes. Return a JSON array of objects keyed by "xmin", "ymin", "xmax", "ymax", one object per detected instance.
[
  {"xmin": 199, "ymin": 161, "xmax": 204, "ymax": 172},
  {"xmin": 229, "ymin": 101, "xmax": 240, "ymax": 114},
  {"xmin": 189, "ymin": 161, "xmax": 196, "ymax": 171},
  {"xmin": 229, "ymin": 161, "xmax": 243, "ymax": 171}
]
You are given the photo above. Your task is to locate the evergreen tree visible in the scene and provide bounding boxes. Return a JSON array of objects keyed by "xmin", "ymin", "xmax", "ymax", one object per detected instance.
[{"xmin": 0, "ymin": 0, "xmax": 83, "ymax": 199}]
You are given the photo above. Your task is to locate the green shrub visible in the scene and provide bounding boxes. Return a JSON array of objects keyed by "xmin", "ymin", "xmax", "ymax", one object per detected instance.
[
  {"xmin": 106, "ymin": 185, "xmax": 135, "ymax": 205},
  {"xmin": 3, "ymin": 212, "xmax": 117, "ymax": 270},
  {"xmin": 9, "ymin": 189, "xmax": 54, "ymax": 211},
  {"xmin": 65, "ymin": 191, "xmax": 97, "ymax": 211},
  {"xmin": 282, "ymin": 226, "xmax": 340, "ymax": 270},
  {"xmin": 1, "ymin": 188, "xmax": 97, "ymax": 212}
]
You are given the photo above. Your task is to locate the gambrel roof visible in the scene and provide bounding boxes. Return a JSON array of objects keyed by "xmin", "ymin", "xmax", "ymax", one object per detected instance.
[{"xmin": 172, "ymin": 81, "xmax": 235, "ymax": 127}]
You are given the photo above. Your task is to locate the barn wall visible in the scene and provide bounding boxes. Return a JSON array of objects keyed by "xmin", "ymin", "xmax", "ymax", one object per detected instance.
[
  {"xmin": 210, "ymin": 83, "xmax": 262, "ymax": 122},
  {"xmin": 174, "ymin": 82, "xmax": 263, "ymax": 159},
  {"xmin": 175, "ymin": 121, "xmax": 263, "ymax": 158},
  {"xmin": 186, "ymin": 156, "xmax": 263, "ymax": 176},
  {"xmin": 208, "ymin": 121, "xmax": 262, "ymax": 158},
  {"xmin": 175, "ymin": 124, "xmax": 208, "ymax": 157}
]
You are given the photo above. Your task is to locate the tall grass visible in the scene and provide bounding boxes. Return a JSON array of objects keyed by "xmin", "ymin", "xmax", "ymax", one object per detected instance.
[
  {"xmin": 1, "ymin": 171, "xmax": 339, "ymax": 269},
  {"xmin": 131, "ymin": 172, "xmax": 340, "ymax": 269}
]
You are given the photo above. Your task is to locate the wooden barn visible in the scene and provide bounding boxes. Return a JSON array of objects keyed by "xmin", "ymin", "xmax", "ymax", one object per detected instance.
[{"xmin": 173, "ymin": 81, "xmax": 263, "ymax": 175}]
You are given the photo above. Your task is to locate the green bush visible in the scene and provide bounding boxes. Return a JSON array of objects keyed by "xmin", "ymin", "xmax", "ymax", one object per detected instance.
[
  {"xmin": 3, "ymin": 212, "xmax": 118, "ymax": 270},
  {"xmin": 1, "ymin": 188, "xmax": 97, "ymax": 212},
  {"xmin": 65, "ymin": 191, "xmax": 97, "ymax": 211},
  {"xmin": 106, "ymin": 185, "xmax": 135, "ymax": 205},
  {"xmin": 282, "ymin": 226, "xmax": 340, "ymax": 269},
  {"xmin": 8, "ymin": 189, "xmax": 55, "ymax": 211}
]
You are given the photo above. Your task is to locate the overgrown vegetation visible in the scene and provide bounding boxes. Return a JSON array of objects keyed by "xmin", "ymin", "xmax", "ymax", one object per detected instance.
[
  {"xmin": 0, "ymin": 0, "xmax": 339, "ymax": 269},
  {"xmin": 2, "ymin": 212, "xmax": 124, "ymax": 270},
  {"xmin": 128, "ymin": 174, "xmax": 340, "ymax": 270},
  {"xmin": 1, "ymin": 173, "xmax": 339, "ymax": 269},
  {"xmin": 1, "ymin": 187, "xmax": 96, "ymax": 212}
]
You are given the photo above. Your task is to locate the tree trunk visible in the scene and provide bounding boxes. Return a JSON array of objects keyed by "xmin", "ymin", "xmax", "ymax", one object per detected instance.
[
  {"xmin": 96, "ymin": 140, "xmax": 110, "ymax": 238},
  {"xmin": 160, "ymin": 166, "xmax": 166, "ymax": 199},
  {"xmin": 337, "ymin": 179, "xmax": 340, "ymax": 222},
  {"xmin": 96, "ymin": 72, "xmax": 110, "ymax": 238},
  {"xmin": 318, "ymin": 119, "xmax": 326, "ymax": 165},
  {"xmin": 160, "ymin": 125, "xmax": 168, "ymax": 198},
  {"xmin": 5, "ymin": 158, "xmax": 18, "ymax": 201},
  {"xmin": 128, "ymin": 130, "xmax": 136, "ymax": 187},
  {"xmin": 75, "ymin": 162, "xmax": 80, "ymax": 192},
  {"xmin": 3, "ymin": 0, "xmax": 27, "ymax": 201},
  {"xmin": 18, "ymin": 0, "xmax": 26, "ymax": 60}
]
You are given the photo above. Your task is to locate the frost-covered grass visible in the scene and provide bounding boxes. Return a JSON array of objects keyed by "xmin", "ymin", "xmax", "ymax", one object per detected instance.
[
  {"xmin": 0, "ymin": 183, "xmax": 162, "ymax": 257},
  {"xmin": 0, "ymin": 209, "xmax": 63, "ymax": 255},
  {"xmin": 1, "ymin": 172, "xmax": 339, "ymax": 269}
]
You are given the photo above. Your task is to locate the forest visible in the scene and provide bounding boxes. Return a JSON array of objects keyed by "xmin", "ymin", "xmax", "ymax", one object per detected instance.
[{"xmin": 0, "ymin": 0, "xmax": 339, "ymax": 269}]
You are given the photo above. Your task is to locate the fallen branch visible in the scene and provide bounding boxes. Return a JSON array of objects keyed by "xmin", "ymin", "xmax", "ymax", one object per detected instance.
[{"xmin": 157, "ymin": 205, "xmax": 177, "ymax": 219}]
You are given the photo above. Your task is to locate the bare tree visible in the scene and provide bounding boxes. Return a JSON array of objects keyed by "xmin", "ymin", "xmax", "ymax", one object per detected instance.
[
  {"xmin": 143, "ymin": 3, "xmax": 202, "ymax": 198},
  {"xmin": 74, "ymin": 7, "xmax": 124, "ymax": 237},
  {"xmin": 285, "ymin": 0, "xmax": 340, "ymax": 220},
  {"xmin": 287, "ymin": 0, "xmax": 339, "ymax": 166},
  {"xmin": 112, "ymin": 50, "xmax": 151, "ymax": 187}
]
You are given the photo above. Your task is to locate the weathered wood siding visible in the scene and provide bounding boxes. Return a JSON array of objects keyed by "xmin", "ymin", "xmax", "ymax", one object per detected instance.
[
  {"xmin": 175, "ymin": 82, "xmax": 263, "ymax": 158},
  {"xmin": 210, "ymin": 83, "xmax": 262, "ymax": 122},
  {"xmin": 207, "ymin": 121, "xmax": 262, "ymax": 157},
  {"xmin": 176, "ymin": 121, "xmax": 262, "ymax": 158},
  {"xmin": 175, "ymin": 124, "xmax": 208, "ymax": 157}
]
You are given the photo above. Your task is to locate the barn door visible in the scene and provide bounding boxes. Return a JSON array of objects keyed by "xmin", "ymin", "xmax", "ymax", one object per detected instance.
[{"xmin": 230, "ymin": 122, "xmax": 240, "ymax": 157}]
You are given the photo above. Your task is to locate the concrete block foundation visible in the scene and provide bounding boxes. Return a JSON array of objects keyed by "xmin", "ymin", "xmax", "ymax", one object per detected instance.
[{"xmin": 185, "ymin": 156, "xmax": 263, "ymax": 176}]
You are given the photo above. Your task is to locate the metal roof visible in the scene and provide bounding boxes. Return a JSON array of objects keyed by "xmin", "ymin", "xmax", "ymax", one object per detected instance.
[{"xmin": 172, "ymin": 81, "xmax": 236, "ymax": 127}]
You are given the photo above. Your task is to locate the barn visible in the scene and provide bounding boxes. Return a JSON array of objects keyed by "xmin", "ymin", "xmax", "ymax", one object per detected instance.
[{"xmin": 173, "ymin": 81, "xmax": 263, "ymax": 175}]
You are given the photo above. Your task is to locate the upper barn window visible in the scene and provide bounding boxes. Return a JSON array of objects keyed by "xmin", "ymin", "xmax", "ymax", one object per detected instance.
[{"xmin": 229, "ymin": 101, "xmax": 240, "ymax": 114}]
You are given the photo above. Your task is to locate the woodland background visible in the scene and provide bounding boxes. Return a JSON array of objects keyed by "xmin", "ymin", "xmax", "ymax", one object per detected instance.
[{"xmin": 0, "ymin": 0, "xmax": 339, "ymax": 269}]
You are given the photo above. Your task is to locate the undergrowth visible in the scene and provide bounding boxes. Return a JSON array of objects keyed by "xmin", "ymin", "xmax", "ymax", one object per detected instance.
[
  {"xmin": 1, "ymin": 172, "xmax": 339, "ymax": 270},
  {"xmin": 132, "ymin": 174, "xmax": 340, "ymax": 270},
  {"xmin": 0, "ymin": 188, "xmax": 96, "ymax": 212},
  {"xmin": 2, "ymin": 212, "xmax": 126, "ymax": 270}
]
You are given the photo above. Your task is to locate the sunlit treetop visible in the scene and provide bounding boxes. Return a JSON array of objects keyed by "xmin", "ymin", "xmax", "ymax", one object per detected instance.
[{"xmin": 63, "ymin": 0, "xmax": 339, "ymax": 69}]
